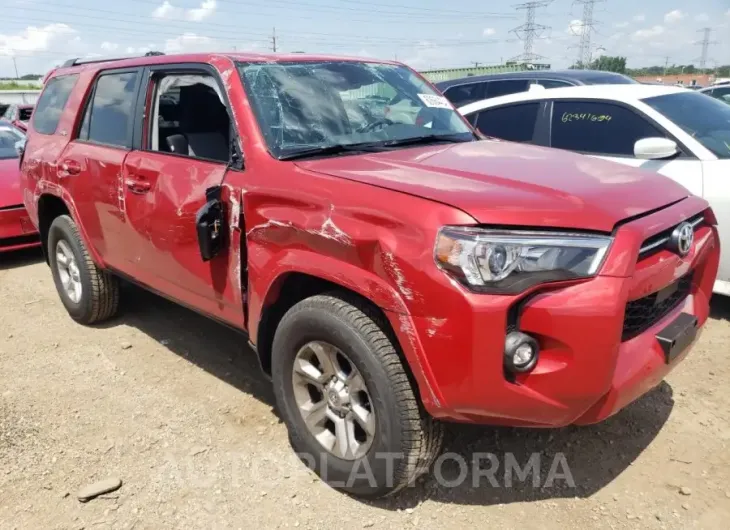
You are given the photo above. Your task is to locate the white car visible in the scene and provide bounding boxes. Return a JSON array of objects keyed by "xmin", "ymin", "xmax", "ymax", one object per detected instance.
[{"xmin": 458, "ymin": 84, "xmax": 730, "ymax": 296}]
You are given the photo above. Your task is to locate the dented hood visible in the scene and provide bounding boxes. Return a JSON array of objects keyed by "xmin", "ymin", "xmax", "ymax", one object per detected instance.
[
  {"xmin": 296, "ymin": 140, "xmax": 691, "ymax": 232},
  {"xmin": 0, "ymin": 158, "xmax": 22, "ymax": 208}
]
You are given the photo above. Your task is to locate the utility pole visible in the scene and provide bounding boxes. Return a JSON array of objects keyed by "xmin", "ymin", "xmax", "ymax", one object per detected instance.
[
  {"xmin": 271, "ymin": 27, "xmax": 277, "ymax": 53},
  {"xmin": 509, "ymin": 1, "xmax": 553, "ymax": 63},
  {"xmin": 695, "ymin": 27, "xmax": 716, "ymax": 71},
  {"xmin": 571, "ymin": 0, "xmax": 605, "ymax": 69},
  {"xmin": 663, "ymin": 56, "xmax": 670, "ymax": 75},
  {"xmin": 12, "ymin": 57, "xmax": 19, "ymax": 79},
  {"xmin": 472, "ymin": 61, "xmax": 481, "ymax": 68}
]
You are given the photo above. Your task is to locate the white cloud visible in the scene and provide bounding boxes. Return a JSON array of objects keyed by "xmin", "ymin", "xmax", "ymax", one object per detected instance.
[
  {"xmin": 125, "ymin": 44, "xmax": 157, "ymax": 54},
  {"xmin": 695, "ymin": 13, "xmax": 709, "ymax": 23},
  {"xmin": 664, "ymin": 10, "xmax": 685, "ymax": 24},
  {"xmin": 633, "ymin": 14, "xmax": 645, "ymax": 22},
  {"xmin": 632, "ymin": 25, "xmax": 665, "ymax": 41},
  {"xmin": 152, "ymin": 0, "xmax": 216, "ymax": 22},
  {"xmin": 615, "ymin": 21, "xmax": 629, "ymax": 28},
  {"xmin": 483, "ymin": 28, "xmax": 496, "ymax": 36},
  {"xmin": 0, "ymin": 23, "xmax": 76, "ymax": 56},
  {"xmin": 403, "ymin": 43, "xmax": 453, "ymax": 71},
  {"xmin": 568, "ymin": 19, "xmax": 586, "ymax": 36},
  {"xmin": 100, "ymin": 41, "xmax": 119, "ymax": 52},
  {"xmin": 164, "ymin": 33, "xmax": 218, "ymax": 53}
]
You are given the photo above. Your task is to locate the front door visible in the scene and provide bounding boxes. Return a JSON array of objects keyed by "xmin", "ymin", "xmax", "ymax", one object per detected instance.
[{"xmin": 121, "ymin": 66, "xmax": 245, "ymax": 327}]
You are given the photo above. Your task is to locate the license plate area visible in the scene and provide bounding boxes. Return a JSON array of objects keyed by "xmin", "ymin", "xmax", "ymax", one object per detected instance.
[{"xmin": 656, "ymin": 312, "xmax": 698, "ymax": 364}]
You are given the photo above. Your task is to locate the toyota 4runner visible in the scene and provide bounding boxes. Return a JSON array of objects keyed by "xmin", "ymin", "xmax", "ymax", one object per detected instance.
[{"xmin": 20, "ymin": 52, "xmax": 720, "ymax": 498}]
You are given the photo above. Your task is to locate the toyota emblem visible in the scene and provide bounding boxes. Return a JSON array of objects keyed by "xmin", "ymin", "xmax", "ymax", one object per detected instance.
[{"xmin": 669, "ymin": 222, "xmax": 694, "ymax": 257}]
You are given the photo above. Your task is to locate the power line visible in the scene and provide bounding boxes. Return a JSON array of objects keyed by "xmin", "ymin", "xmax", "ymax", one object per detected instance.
[
  {"xmin": 571, "ymin": 0, "xmax": 605, "ymax": 68},
  {"xmin": 695, "ymin": 27, "xmax": 717, "ymax": 71},
  {"xmin": 509, "ymin": 1, "xmax": 553, "ymax": 63}
]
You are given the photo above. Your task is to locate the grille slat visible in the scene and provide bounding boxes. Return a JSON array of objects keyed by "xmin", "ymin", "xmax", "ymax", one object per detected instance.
[
  {"xmin": 638, "ymin": 214, "xmax": 704, "ymax": 259},
  {"xmin": 621, "ymin": 272, "xmax": 693, "ymax": 342}
]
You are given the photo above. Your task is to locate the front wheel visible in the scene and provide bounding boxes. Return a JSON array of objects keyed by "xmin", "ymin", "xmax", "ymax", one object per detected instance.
[
  {"xmin": 47, "ymin": 215, "xmax": 120, "ymax": 324},
  {"xmin": 272, "ymin": 293, "xmax": 443, "ymax": 498}
]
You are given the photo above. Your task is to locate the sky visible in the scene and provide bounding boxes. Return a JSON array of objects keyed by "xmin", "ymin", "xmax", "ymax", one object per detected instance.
[{"xmin": 0, "ymin": 0, "xmax": 728, "ymax": 77}]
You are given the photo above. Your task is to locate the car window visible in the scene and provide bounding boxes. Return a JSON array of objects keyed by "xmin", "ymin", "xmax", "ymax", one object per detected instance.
[
  {"xmin": 551, "ymin": 100, "xmax": 665, "ymax": 156},
  {"xmin": 18, "ymin": 108, "xmax": 33, "ymax": 121},
  {"xmin": 33, "ymin": 74, "xmax": 79, "ymax": 135},
  {"xmin": 642, "ymin": 91, "xmax": 730, "ymax": 159},
  {"xmin": 713, "ymin": 87, "xmax": 730, "ymax": 98},
  {"xmin": 238, "ymin": 60, "xmax": 472, "ymax": 159},
  {"xmin": 534, "ymin": 79, "xmax": 573, "ymax": 89},
  {"xmin": 473, "ymin": 103, "xmax": 540, "ymax": 143},
  {"xmin": 78, "ymin": 71, "xmax": 138, "ymax": 148},
  {"xmin": 443, "ymin": 83, "xmax": 484, "ymax": 106},
  {"xmin": 147, "ymin": 73, "xmax": 231, "ymax": 163},
  {"xmin": 2, "ymin": 106, "xmax": 15, "ymax": 120},
  {"xmin": 0, "ymin": 125, "xmax": 24, "ymax": 160},
  {"xmin": 485, "ymin": 80, "xmax": 531, "ymax": 98}
]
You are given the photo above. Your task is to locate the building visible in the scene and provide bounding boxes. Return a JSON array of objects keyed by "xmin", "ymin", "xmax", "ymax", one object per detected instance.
[{"xmin": 634, "ymin": 73, "xmax": 715, "ymax": 87}]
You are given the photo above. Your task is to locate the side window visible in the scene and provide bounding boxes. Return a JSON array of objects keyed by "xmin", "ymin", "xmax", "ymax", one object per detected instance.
[
  {"xmin": 551, "ymin": 101, "xmax": 665, "ymax": 156},
  {"xmin": 148, "ymin": 73, "xmax": 230, "ymax": 163},
  {"xmin": 3, "ymin": 105, "xmax": 15, "ymax": 119},
  {"xmin": 713, "ymin": 87, "xmax": 730, "ymax": 100},
  {"xmin": 443, "ymin": 83, "xmax": 484, "ymax": 106},
  {"xmin": 32, "ymin": 74, "xmax": 79, "ymax": 135},
  {"xmin": 534, "ymin": 79, "xmax": 573, "ymax": 89},
  {"xmin": 78, "ymin": 71, "xmax": 139, "ymax": 148},
  {"xmin": 474, "ymin": 102, "xmax": 540, "ymax": 143},
  {"xmin": 485, "ymin": 80, "xmax": 531, "ymax": 98}
]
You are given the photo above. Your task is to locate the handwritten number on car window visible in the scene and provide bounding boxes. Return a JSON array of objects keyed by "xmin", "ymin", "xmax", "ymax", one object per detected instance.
[{"xmin": 561, "ymin": 112, "xmax": 612, "ymax": 123}]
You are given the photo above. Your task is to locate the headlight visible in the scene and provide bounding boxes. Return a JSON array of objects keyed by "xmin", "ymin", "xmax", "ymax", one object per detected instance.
[{"xmin": 435, "ymin": 227, "xmax": 613, "ymax": 294}]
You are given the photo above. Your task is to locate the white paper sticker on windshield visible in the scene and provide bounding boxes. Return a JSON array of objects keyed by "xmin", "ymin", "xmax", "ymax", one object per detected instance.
[{"xmin": 418, "ymin": 93, "xmax": 452, "ymax": 109}]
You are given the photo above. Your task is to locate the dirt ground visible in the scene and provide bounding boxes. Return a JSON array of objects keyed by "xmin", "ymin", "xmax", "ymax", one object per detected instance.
[{"xmin": 2, "ymin": 247, "xmax": 730, "ymax": 530}]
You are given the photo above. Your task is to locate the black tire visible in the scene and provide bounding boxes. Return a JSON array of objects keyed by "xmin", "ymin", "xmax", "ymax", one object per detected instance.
[
  {"xmin": 47, "ymin": 214, "xmax": 120, "ymax": 324},
  {"xmin": 272, "ymin": 292, "xmax": 444, "ymax": 498}
]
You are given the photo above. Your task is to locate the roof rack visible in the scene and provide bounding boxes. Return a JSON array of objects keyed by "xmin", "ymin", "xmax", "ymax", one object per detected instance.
[{"xmin": 61, "ymin": 51, "xmax": 165, "ymax": 68}]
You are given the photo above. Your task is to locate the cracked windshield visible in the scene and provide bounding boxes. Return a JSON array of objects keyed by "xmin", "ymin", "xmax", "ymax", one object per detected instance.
[{"xmin": 238, "ymin": 61, "xmax": 474, "ymax": 159}]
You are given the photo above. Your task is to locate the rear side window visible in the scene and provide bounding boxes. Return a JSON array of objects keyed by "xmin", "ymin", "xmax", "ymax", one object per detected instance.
[
  {"xmin": 485, "ymin": 80, "xmax": 530, "ymax": 98},
  {"xmin": 443, "ymin": 83, "xmax": 485, "ymax": 106},
  {"xmin": 474, "ymin": 102, "xmax": 540, "ymax": 143},
  {"xmin": 78, "ymin": 71, "xmax": 139, "ymax": 148},
  {"xmin": 551, "ymin": 100, "xmax": 665, "ymax": 156},
  {"xmin": 32, "ymin": 74, "xmax": 78, "ymax": 135},
  {"xmin": 534, "ymin": 79, "xmax": 573, "ymax": 89}
]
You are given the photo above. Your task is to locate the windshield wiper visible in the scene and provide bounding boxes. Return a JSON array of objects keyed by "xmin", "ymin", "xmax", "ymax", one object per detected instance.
[
  {"xmin": 379, "ymin": 133, "xmax": 476, "ymax": 149},
  {"xmin": 278, "ymin": 142, "xmax": 388, "ymax": 161}
]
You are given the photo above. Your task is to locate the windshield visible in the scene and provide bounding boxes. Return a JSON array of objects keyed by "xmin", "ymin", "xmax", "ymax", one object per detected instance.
[
  {"xmin": 642, "ymin": 91, "xmax": 730, "ymax": 159},
  {"xmin": 237, "ymin": 61, "xmax": 473, "ymax": 159},
  {"xmin": 0, "ymin": 126, "xmax": 24, "ymax": 160}
]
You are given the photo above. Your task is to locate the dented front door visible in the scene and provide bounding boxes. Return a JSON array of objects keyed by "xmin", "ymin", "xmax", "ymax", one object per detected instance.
[{"xmin": 121, "ymin": 151, "xmax": 245, "ymax": 327}]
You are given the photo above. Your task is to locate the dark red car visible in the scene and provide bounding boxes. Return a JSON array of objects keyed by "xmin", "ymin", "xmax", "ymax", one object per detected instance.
[
  {"xmin": 20, "ymin": 52, "xmax": 720, "ymax": 497},
  {"xmin": 1, "ymin": 104, "xmax": 34, "ymax": 132},
  {"xmin": 0, "ymin": 122, "xmax": 39, "ymax": 252}
]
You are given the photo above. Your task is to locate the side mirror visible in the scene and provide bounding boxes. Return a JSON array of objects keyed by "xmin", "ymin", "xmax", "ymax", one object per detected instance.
[
  {"xmin": 195, "ymin": 186, "xmax": 226, "ymax": 262},
  {"xmin": 634, "ymin": 137, "xmax": 679, "ymax": 160}
]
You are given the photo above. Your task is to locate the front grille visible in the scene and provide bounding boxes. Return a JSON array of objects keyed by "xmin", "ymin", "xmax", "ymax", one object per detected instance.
[
  {"xmin": 638, "ymin": 213, "xmax": 704, "ymax": 260},
  {"xmin": 622, "ymin": 272, "xmax": 693, "ymax": 342}
]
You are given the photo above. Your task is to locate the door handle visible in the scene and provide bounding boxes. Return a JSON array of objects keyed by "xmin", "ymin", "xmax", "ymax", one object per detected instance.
[
  {"xmin": 125, "ymin": 177, "xmax": 151, "ymax": 193},
  {"xmin": 58, "ymin": 159, "xmax": 81, "ymax": 178}
]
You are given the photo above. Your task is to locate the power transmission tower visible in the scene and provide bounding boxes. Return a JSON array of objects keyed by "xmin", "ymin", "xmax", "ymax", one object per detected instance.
[
  {"xmin": 571, "ymin": 0, "xmax": 605, "ymax": 68},
  {"xmin": 271, "ymin": 27, "xmax": 277, "ymax": 52},
  {"xmin": 695, "ymin": 28, "xmax": 716, "ymax": 71},
  {"xmin": 509, "ymin": 1, "xmax": 553, "ymax": 63}
]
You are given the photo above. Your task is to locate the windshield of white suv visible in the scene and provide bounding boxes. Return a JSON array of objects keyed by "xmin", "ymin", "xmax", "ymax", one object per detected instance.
[
  {"xmin": 642, "ymin": 91, "xmax": 730, "ymax": 159},
  {"xmin": 237, "ymin": 61, "xmax": 474, "ymax": 159}
]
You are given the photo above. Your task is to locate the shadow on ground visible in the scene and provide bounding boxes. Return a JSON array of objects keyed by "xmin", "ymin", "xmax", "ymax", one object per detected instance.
[
  {"xmin": 106, "ymin": 282, "xmax": 674, "ymax": 508},
  {"xmin": 710, "ymin": 294, "xmax": 730, "ymax": 321},
  {"xmin": 0, "ymin": 247, "xmax": 43, "ymax": 270}
]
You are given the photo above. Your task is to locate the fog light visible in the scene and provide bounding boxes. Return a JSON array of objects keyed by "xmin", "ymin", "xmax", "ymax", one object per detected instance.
[{"xmin": 504, "ymin": 331, "xmax": 539, "ymax": 373}]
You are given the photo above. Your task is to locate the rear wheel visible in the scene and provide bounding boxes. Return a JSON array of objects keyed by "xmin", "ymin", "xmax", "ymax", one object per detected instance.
[
  {"xmin": 48, "ymin": 215, "xmax": 119, "ymax": 324},
  {"xmin": 272, "ymin": 293, "xmax": 443, "ymax": 498}
]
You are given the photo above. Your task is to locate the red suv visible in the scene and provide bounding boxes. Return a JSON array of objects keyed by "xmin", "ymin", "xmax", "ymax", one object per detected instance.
[{"xmin": 20, "ymin": 52, "xmax": 720, "ymax": 497}]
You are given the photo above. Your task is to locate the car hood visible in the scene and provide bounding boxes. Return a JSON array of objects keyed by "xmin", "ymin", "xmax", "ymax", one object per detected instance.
[
  {"xmin": 295, "ymin": 140, "xmax": 691, "ymax": 232},
  {"xmin": 0, "ymin": 158, "xmax": 22, "ymax": 207}
]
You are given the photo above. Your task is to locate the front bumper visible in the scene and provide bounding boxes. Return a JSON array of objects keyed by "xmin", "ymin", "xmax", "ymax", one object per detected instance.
[
  {"xmin": 0, "ymin": 205, "xmax": 40, "ymax": 252},
  {"xmin": 388, "ymin": 196, "xmax": 719, "ymax": 427}
]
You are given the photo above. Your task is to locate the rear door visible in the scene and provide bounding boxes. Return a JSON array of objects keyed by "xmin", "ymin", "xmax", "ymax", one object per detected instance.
[
  {"xmin": 120, "ymin": 63, "xmax": 246, "ymax": 327},
  {"xmin": 58, "ymin": 68, "xmax": 143, "ymax": 272},
  {"xmin": 471, "ymin": 102, "xmax": 544, "ymax": 144},
  {"xmin": 442, "ymin": 82, "xmax": 486, "ymax": 107},
  {"xmin": 548, "ymin": 99, "xmax": 703, "ymax": 198}
]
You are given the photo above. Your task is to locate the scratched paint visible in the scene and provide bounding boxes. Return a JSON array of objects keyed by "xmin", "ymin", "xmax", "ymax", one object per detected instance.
[
  {"xmin": 425, "ymin": 317, "xmax": 447, "ymax": 338},
  {"xmin": 382, "ymin": 251, "xmax": 414, "ymax": 301},
  {"xmin": 305, "ymin": 205, "xmax": 352, "ymax": 245}
]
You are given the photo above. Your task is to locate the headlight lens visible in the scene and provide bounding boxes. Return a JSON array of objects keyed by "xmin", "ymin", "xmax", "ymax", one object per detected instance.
[{"xmin": 435, "ymin": 227, "xmax": 613, "ymax": 293}]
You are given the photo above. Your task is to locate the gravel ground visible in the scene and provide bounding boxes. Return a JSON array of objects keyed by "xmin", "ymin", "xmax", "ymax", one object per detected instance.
[{"xmin": 1, "ymin": 247, "xmax": 730, "ymax": 529}]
